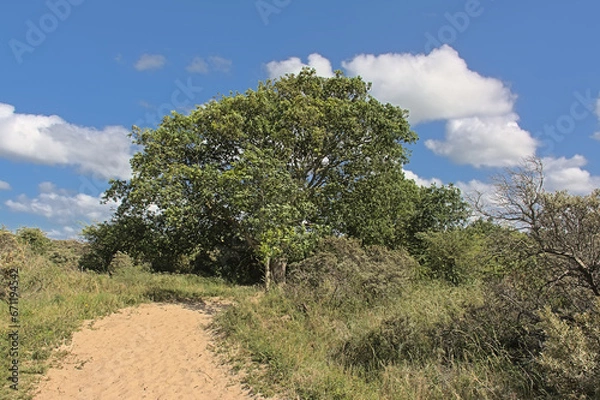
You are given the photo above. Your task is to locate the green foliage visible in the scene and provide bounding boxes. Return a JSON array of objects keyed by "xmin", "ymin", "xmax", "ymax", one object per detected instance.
[
  {"xmin": 335, "ymin": 169, "xmax": 418, "ymax": 248},
  {"xmin": 417, "ymin": 229, "xmax": 483, "ymax": 285},
  {"xmin": 101, "ymin": 68, "xmax": 419, "ymax": 284},
  {"xmin": 218, "ymin": 255, "xmax": 534, "ymax": 399},
  {"xmin": 536, "ymin": 303, "xmax": 600, "ymax": 398},
  {"xmin": 417, "ymin": 220, "xmax": 539, "ymax": 285},
  {"xmin": 406, "ymin": 184, "xmax": 469, "ymax": 254},
  {"xmin": 287, "ymin": 237, "xmax": 416, "ymax": 312},
  {"xmin": 16, "ymin": 227, "xmax": 51, "ymax": 255},
  {"xmin": 47, "ymin": 240, "xmax": 87, "ymax": 268},
  {"xmin": 79, "ymin": 221, "xmax": 121, "ymax": 273},
  {"xmin": 337, "ymin": 283, "xmax": 483, "ymax": 372}
]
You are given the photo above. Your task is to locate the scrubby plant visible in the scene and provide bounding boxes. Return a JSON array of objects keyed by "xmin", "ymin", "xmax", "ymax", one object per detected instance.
[
  {"xmin": 16, "ymin": 227, "xmax": 51, "ymax": 255},
  {"xmin": 287, "ymin": 236, "xmax": 416, "ymax": 312},
  {"xmin": 536, "ymin": 303, "xmax": 600, "ymax": 398}
]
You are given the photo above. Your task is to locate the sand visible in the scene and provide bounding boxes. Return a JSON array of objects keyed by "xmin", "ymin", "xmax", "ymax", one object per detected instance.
[{"xmin": 33, "ymin": 300, "xmax": 266, "ymax": 400}]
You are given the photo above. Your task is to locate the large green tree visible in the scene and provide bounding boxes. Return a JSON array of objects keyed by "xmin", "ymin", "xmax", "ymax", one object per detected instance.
[{"xmin": 100, "ymin": 68, "xmax": 465, "ymax": 286}]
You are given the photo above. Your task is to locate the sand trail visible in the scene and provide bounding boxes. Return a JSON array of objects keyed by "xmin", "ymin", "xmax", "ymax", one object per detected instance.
[{"xmin": 33, "ymin": 301, "xmax": 263, "ymax": 400}]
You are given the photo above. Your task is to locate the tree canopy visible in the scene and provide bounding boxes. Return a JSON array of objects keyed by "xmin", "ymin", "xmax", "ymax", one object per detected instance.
[{"xmin": 94, "ymin": 68, "xmax": 467, "ymax": 286}]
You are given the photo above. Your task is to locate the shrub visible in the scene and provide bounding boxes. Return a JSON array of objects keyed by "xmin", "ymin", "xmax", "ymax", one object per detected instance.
[
  {"xmin": 417, "ymin": 229, "xmax": 483, "ymax": 285},
  {"xmin": 16, "ymin": 227, "xmax": 51, "ymax": 254},
  {"xmin": 287, "ymin": 237, "xmax": 416, "ymax": 312},
  {"xmin": 337, "ymin": 283, "xmax": 482, "ymax": 373},
  {"xmin": 536, "ymin": 303, "xmax": 600, "ymax": 398}
]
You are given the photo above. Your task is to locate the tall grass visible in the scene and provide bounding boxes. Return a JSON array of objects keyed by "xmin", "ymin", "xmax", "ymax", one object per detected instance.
[{"xmin": 215, "ymin": 238, "xmax": 535, "ymax": 399}]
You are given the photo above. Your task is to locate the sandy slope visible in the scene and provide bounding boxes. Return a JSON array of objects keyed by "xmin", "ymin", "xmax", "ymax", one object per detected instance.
[{"xmin": 33, "ymin": 301, "xmax": 265, "ymax": 400}]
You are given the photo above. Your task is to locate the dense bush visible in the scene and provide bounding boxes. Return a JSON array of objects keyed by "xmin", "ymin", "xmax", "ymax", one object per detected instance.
[
  {"xmin": 536, "ymin": 302, "xmax": 600, "ymax": 398},
  {"xmin": 287, "ymin": 236, "xmax": 416, "ymax": 311},
  {"xmin": 16, "ymin": 227, "xmax": 51, "ymax": 254}
]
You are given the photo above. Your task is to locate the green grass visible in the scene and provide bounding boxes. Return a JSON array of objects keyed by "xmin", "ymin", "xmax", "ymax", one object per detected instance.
[
  {"xmin": 216, "ymin": 283, "xmax": 501, "ymax": 399},
  {"xmin": 0, "ymin": 235, "xmax": 257, "ymax": 399},
  {"xmin": 214, "ymin": 247, "xmax": 533, "ymax": 400}
]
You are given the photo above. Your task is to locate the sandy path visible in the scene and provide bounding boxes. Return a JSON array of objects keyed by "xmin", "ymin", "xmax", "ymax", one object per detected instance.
[{"xmin": 33, "ymin": 301, "xmax": 263, "ymax": 400}]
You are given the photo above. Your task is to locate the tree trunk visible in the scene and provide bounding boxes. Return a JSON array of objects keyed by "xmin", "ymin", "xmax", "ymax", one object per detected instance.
[
  {"xmin": 264, "ymin": 257, "xmax": 271, "ymax": 291},
  {"xmin": 271, "ymin": 257, "xmax": 287, "ymax": 286}
]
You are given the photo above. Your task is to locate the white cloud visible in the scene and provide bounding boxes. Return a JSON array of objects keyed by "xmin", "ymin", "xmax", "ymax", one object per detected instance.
[
  {"xmin": 403, "ymin": 169, "xmax": 442, "ymax": 187},
  {"xmin": 5, "ymin": 182, "xmax": 116, "ymax": 226},
  {"xmin": 543, "ymin": 155, "xmax": 600, "ymax": 195},
  {"xmin": 456, "ymin": 179, "xmax": 495, "ymax": 203},
  {"xmin": 186, "ymin": 57, "xmax": 209, "ymax": 74},
  {"xmin": 46, "ymin": 226, "xmax": 79, "ymax": 240},
  {"xmin": 0, "ymin": 103, "xmax": 132, "ymax": 179},
  {"xmin": 0, "ymin": 180, "xmax": 10, "ymax": 190},
  {"xmin": 341, "ymin": 45, "xmax": 515, "ymax": 124},
  {"xmin": 186, "ymin": 56, "xmax": 232, "ymax": 74},
  {"xmin": 266, "ymin": 53, "xmax": 335, "ymax": 79},
  {"xmin": 592, "ymin": 132, "xmax": 600, "ymax": 141},
  {"xmin": 426, "ymin": 114, "xmax": 537, "ymax": 167},
  {"xmin": 208, "ymin": 56, "xmax": 232, "ymax": 72},
  {"xmin": 134, "ymin": 53, "xmax": 166, "ymax": 71}
]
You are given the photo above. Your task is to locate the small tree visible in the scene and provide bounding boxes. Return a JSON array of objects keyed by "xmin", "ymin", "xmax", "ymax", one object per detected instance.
[{"xmin": 474, "ymin": 157, "xmax": 600, "ymax": 298}]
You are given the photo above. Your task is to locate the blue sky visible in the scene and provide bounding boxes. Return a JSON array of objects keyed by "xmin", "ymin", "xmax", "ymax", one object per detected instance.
[{"xmin": 1, "ymin": 0, "xmax": 599, "ymax": 238}]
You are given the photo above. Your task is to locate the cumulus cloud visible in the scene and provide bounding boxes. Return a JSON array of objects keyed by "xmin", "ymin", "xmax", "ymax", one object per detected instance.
[
  {"xmin": 186, "ymin": 56, "xmax": 232, "ymax": 74},
  {"xmin": 341, "ymin": 45, "xmax": 515, "ymax": 124},
  {"xmin": 403, "ymin": 169, "xmax": 442, "ymax": 187},
  {"xmin": 266, "ymin": 53, "xmax": 335, "ymax": 79},
  {"xmin": 542, "ymin": 155, "xmax": 600, "ymax": 194},
  {"xmin": 426, "ymin": 114, "xmax": 537, "ymax": 167},
  {"xmin": 456, "ymin": 179, "xmax": 495, "ymax": 203},
  {"xmin": 0, "ymin": 103, "xmax": 133, "ymax": 179},
  {"xmin": 186, "ymin": 57, "xmax": 209, "ymax": 74},
  {"xmin": 0, "ymin": 180, "xmax": 10, "ymax": 190},
  {"xmin": 208, "ymin": 56, "xmax": 232, "ymax": 72},
  {"xmin": 5, "ymin": 182, "xmax": 116, "ymax": 226},
  {"xmin": 134, "ymin": 53, "xmax": 166, "ymax": 71}
]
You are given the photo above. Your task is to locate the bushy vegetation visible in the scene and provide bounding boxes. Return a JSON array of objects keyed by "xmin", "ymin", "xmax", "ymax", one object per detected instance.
[{"xmin": 217, "ymin": 232, "xmax": 599, "ymax": 399}]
